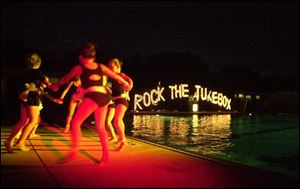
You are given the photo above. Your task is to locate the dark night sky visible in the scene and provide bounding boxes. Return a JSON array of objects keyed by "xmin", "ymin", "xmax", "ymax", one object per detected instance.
[{"xmin": 1, "ymin": 1, "xmax": 299, "ymax": 77}]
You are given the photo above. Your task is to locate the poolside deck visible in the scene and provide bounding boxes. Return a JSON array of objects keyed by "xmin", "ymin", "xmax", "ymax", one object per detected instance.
[{"xmin": 1, "ymin": 123, "xmax": 298, "ymax": 188}]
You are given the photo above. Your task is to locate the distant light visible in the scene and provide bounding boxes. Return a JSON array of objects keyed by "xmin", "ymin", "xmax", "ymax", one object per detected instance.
[
  {"xmin": 255, "ymin": 95, "xmax": 260, "ymax": 100},
  {"xmin": 192, "ymin": 103, "xmax": 198, "ymax": 112},
  {"xmin": 249, "ymin": 113, "xmax": 252, "ymax": 116},
  {"xmin": 246, "ymin": 95, "xmax": 251, "ymax": 100}
]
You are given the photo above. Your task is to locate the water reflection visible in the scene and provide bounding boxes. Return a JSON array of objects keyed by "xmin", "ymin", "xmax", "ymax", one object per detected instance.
[
  {"xmin": 188, "ymin": 114, "xmax": 233, "ymax": 155},
  {"xmin": 130, "ymin": 114, "xmax": 299, "ymax": 177},
  {"xmin": 132, "ymin": 114, "xmax": 233, "ymax": 155},
  {"xmin": 168, "ymin": 117, "xmax": 190, "ymax": 145},
  {"xmin": 132, "ymin": 115, "xmax": 165, "ymax": 142}
]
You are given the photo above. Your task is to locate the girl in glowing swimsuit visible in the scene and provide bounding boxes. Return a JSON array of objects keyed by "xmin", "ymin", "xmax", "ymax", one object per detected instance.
[
  {"xmin": 52, "ymin": 42, "xmax": 130, "ymax": 166},
  {"xmin": 107, "ymin": 58, "xmax": 133, "ymax": 151},
  {"xmin": 5, "ymin": 53, "xmax": 62, "ymax": 152}
]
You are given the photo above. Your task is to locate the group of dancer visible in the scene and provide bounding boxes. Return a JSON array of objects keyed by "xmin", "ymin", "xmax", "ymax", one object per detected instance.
[{"xmin": 5, "ymin": 42, "xmax": 134, "ymax": 166}]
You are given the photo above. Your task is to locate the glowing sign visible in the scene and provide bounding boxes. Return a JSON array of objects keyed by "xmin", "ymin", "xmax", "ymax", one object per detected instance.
[
  {"xmin": 193, "ymin": 85, "xmax": 231, "ymax": 109},
  {"xmin": 134, "ymin": 83, "xmax": 232, "ymax": 111},
  {"xmin": 134, "ymin": 86, "xmax": 166, "ymax": 110},
  {"xmin": 169, "ymin": 84, "xmax": 189, "ymax": 99}
]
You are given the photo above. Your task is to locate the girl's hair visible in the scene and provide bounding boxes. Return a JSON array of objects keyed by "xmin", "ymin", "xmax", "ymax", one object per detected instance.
[
  {"xmin": 26, "ymin": 52, "xmax": 41, "ymax": 69},
  {"xmin": 79, "ymin": 42, "xmax": 97, "ymax": 58},
  {"xmin": 108, "ymin": 58, "xmax": 123, "ymax": 68}
]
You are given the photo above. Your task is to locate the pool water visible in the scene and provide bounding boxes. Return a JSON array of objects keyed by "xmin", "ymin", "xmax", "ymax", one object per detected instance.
[{"xmin": 125, "ymin": 114, "xmax": 299, "ymax": 178}]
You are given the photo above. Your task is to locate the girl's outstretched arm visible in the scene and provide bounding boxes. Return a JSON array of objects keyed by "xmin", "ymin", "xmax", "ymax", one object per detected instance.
[
  {"xmin": 51, "ymin": 65, "xmax": 81, "ymax": 91},
  {"xmin": 43, "ymin": 91, "xmax": 63, "ymax": 104},
  {"xmin": 59, "ymin": 81, "xmax": 74, "ymax": 100}
]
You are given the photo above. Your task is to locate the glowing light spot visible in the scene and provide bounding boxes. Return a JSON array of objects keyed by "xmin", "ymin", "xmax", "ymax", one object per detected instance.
[{"xmin": 192, "ymin": 103, "xmax": 198, "ymax": 112}]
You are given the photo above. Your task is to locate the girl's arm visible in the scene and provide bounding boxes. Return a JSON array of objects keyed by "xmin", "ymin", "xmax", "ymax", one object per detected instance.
[
  {"xmin": 18, "ymin": 90, "xmax": 29, "ymax": 102},
  {"xmin": 35, "ymin": 69, "xmax": 52, "ymax": 87},
  {"xmin": 120, "ymin": 72, "xmax": 133, "ymax": 91},
  {"xmin": 51, "ymin": 65, "xmax": 81, "ymax": 91},
  {"xmin": 100, "ymin": 64, "xmax": 130, "ymax": 87},
  {"xmin": 59, "ymin": 81, "xmax": 74, "ymax": 100}
]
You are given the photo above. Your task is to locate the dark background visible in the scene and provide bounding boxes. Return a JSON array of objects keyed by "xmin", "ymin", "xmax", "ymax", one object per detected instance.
[{"xmin": 1, "ymin": 1, "xmax": 299, "ymax": 124}]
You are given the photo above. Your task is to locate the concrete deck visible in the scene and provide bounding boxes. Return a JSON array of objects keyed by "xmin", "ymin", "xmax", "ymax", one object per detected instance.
[{"xmin": 1, "ymin": 123, "xmax": 298, "ymax": 188}]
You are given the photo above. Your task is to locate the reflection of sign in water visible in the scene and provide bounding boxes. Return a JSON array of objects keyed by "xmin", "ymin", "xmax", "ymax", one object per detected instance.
[
  {"xmin": 132, "ymin": 115, "xmax": 164, "ymax": 140},
  {"xmin": 131, "ymin": 114, "xmax": 233, "ymax": 155},
  {"xmin": 134, "ymin": 84, "xmax": 232, "ymax": 111}
]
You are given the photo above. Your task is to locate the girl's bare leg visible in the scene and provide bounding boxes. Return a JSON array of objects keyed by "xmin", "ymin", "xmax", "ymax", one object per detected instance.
[
  {"xmin": 106, "ymin": 107, "xmax": 117, "ymax": 142},
  {"xmin": 5, "ymin": 104, "xmax": 29, "ymax": 153},
  {"xmin": 64, "ymin": 101, "xmax": 77, "ymax": 133},
  {"xmin": 113, "ymin": 104, "xmax": 128, "ymax": 151},
  {"xmin": 29, "ymin": 116, "xmax": 41, "ymax": 138},
  {"xmin": 94, "ymin": 104, "xmax": 109, "ymax": 166},
  {"xmin": 14, "ymin": 131, "xmax": 22, "ymax": 140},
  {"xmin": 15, "ymin": 106, "xmax": 40, "ymax": 151},
  {"xmin": 63, "ymin": 98, "xmax": 96, "ymax": 161},
  {"xmin": 29, "ymin": 124, "xmax": 39, "ymax": 138}
]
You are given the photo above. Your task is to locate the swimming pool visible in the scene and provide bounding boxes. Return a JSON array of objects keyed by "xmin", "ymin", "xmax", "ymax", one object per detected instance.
[{"xmin": 125, "ymin": 114, "xmax": 299, "ymax": 178}]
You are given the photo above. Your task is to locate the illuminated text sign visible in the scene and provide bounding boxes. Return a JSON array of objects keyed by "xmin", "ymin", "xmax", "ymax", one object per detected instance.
[{"xmin": 134, "ymin": 84, "xmax": 231, "ymax": 111}]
